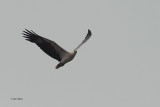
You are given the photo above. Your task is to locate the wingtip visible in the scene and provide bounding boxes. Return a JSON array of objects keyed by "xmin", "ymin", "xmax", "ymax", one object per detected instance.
[
  {"xmin": 87, "ymin": 29, "xmax": 92, "ymax": 35},
  {"xmin": 25, "ymin": 29, "xmax": 29, "ymax": 31}
]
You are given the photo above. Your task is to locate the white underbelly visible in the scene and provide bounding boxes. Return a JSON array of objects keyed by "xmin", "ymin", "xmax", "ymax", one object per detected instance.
[{"xmin": 61, "ymin": 53, "xmax": 75, "ymax": 64}]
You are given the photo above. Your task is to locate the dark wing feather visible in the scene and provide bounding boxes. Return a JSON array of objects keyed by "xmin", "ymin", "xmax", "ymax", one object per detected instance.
[{"xmin": 22, "ymin": 29, "xmax": 68, "ymax": 61}]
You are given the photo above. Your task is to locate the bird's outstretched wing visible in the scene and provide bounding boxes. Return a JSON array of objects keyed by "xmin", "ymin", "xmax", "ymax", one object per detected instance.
[
  {"xmin": 74, "ymin": 29, "xmax": 92, "ymax": 51},
  {"xmin": 22, "ymin": 29, "xmax": 68, "ymax": 61}
]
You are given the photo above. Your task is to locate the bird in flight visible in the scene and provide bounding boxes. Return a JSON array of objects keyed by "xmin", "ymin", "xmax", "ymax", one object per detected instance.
[{"xmin": 22, "ymin": 29, "xmax": 92, "ymax": 69}]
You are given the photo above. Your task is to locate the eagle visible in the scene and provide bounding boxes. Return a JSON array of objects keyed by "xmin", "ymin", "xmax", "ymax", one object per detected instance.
[{"xmin": 22, "ymin": 29, "xmax": 92, "ymax": 69}]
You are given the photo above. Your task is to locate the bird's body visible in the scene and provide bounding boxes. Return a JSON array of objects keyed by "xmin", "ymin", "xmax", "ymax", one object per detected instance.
[
  {"xmin": 22, "ymin": 29, "xmax": 92, "ymax": 69},
  {"xmin": 56, "ymin": 51, "xmax": 77, "ymax": 69}
]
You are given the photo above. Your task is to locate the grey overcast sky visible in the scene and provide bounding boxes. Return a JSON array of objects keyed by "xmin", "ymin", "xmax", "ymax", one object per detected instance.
[{"xmin": 0, "ymin": 0, "xmax": 160, "ymax": 107}]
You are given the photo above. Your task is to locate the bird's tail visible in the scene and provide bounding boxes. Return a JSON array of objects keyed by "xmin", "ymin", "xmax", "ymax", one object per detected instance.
[
  {"xmin": 56, "ymin": 63, "xmax": 64, "ymax": 69},
  {"xmin": 22, "ymin": 29, "xmax": 39, "ymax": 43}
]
